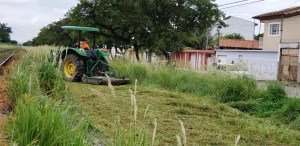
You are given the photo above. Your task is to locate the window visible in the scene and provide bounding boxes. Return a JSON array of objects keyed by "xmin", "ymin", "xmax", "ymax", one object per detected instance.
[{"xmin": 269, "ymin": 23, "xmax": 280, "ymax": 36}]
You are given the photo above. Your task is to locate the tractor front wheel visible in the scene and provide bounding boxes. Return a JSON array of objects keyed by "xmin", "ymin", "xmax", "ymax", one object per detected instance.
[{"xmin": 62, "ymin": 54, "xmax": 84, "ymax": 82}]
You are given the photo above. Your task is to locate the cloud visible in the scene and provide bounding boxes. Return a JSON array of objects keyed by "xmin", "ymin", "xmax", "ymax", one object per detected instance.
[
  {"xmin": 0, "ymin": 0, "xmax": 79, "ymax": 42},
  {"xmin": 53, "ymin": 8, "xmax": 68, "ymax": 14},
  {"xmin": 30, "ymin": 18, "xmax": 38, "ymax": 23},
  {"xmin": 0, "ymin": 0, "xmax": 37, "ymax": 6}
]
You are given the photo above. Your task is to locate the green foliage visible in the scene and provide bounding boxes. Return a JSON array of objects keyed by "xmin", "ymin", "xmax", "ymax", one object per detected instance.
[
  {"xmin": 255, "ymin": 33, "xmax": 264, "ymax": 40},
  {"xmin": 0, "ymin": 23, "xmax": 18, "ymax": 44},
  {"xmin": 266, "ymin": 81, "xmax": 287, "ymax": 101},
  {"xmin": 71, "ymin": 80, "xmax": 300, "ymax": 145},
  {"xmin": 111, "ymin": 60, "xmax": 300, "ymax": 131},
  {"xmin": 6, "ymin": 48, "xmax": 90, "ymax": 145},
  {"xmin": 37, "ymin": 56, "xmax": 66, "ymax": 98},
  {"xmin": 8, "ymin": 96, "xmax": 89, "ymax": 146},
  {"xmin": 215, "ymin": 75, "xmax": 257, "ymax": 102},
  {"xmin": 222, "ymin": 33, "xmax": 245, "ymax": 40},
  {"xmin": 279, "ymin": 99, "xmax": 300, "ymax": 123},
  {"xmin": 111, "ymin": 61, "xmax": 256, "ymax": 100},
  {"xmin": 28, "ymin": 0, "xmax": 223, "ymax": 60},
  {"xmin": 8, "ymin": 57, "xmax": 41, "ymax": 100},
  {"xmin": 0, "ymin": 23, "xmax": 12, "ymax": 43},
  {"xmin": 290, "ymin": 114, "xmax": 300, "ymax": 130}
]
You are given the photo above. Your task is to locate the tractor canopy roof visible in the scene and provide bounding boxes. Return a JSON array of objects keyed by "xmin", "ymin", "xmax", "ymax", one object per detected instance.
[{"xmin": 62, "ymin": 26, "xmax": 99, "ymax": 32}]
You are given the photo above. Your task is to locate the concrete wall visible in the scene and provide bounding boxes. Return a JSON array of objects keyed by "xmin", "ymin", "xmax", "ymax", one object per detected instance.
[
  {"xmin": 212, "ymin": 16, "xmax": 255, "ymax": 40},
  {"xmin": 299, "ymin": 47, "xmax": 300, "ymax": 83},
  {"xmin": 216, "ymin": 50, "xmax": 279, "ymax": 80}
]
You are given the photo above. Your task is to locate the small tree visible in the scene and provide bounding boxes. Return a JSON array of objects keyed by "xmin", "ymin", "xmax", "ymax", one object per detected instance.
[
  {"xmin": 222, "ymin": 33, "xmax": 245, "ymax": 40},
  {"xmin": 255, "ymin": 33, "xmax": 264, "ymax": 40}
]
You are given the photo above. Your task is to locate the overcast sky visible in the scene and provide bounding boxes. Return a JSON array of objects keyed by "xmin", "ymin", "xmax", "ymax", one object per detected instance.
[{"xmin": 1, "ymin": 0, "xmax": 300, "ymax": 43}]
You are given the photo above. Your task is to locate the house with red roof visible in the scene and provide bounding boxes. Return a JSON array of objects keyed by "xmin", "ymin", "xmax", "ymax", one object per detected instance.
[
  {"xmin": 253, "ymin": 6, "xmax": 300, "ymax": 51},
  {"xmin": 253, "ymin": 6, "xmax": 300, "ymax": 82},
  {"xmin": 219, "ymin": 39, "xmax": 261, "ymax": 50}
]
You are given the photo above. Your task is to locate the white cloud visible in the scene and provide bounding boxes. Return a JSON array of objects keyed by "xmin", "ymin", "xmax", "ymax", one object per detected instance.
[
  {"xmin": 0, "ymin": 0, "xmax": 79, "ymax": 43},
  {"xmin": 0, "ymin": 0, "xmax": 37, "ymax": 6},
  {"xmin": 30, "ymin": 18, "xmax": 38, "ymax": 23},
  {"xmin": 53, "ymin": 8, "xmax": 68, "ymax": 14}
]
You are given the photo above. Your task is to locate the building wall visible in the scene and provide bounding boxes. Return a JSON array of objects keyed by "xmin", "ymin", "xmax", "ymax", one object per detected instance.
[
  {"xmin": 216, "ymin": 50, "xmax": 279, "ymax": 80},
  {"xmin": 172, "ymin": 51, "xmax": 215, "ymax": 70},
  {"xmin": 262, "ymin": 19, "xmax": 281, "ymax": 51},
  {"xmin": 262, "ymin": 15, "xmax": 300, "ymax": 51},
  {"xmin": 282, "ymin": 15, "xmax": 300, "ymax": 43},
  {"xmin": 212, "ymin": 16, "xmax": 255, "ymax": 40}
]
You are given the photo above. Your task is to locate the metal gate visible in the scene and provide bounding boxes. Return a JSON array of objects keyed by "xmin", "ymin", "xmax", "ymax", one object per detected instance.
[{"xmin": 279, "ymin": 48, "xmax": 299, "ymax": 81}]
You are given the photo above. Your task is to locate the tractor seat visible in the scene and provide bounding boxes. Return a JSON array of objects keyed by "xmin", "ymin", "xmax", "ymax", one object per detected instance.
[{"xmin": 85, "ymin": 50, "xmax": 98, "ymax": 60}]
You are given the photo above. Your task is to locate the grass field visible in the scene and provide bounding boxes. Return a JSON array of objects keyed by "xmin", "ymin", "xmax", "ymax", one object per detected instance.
[
  {"xmin": 4, "ymin": 45, "xmax": 300, "ymax": 145},
  {"xmin": 70, "ymin": 82, "xmax": 300, "ymax": 145}
]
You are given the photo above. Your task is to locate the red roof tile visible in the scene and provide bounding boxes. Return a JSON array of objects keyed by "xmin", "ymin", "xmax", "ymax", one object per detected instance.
[
  {"xmin": 220, "ymin": 39, "xmax": 260, "ymax": 50},
  {"xmin": 253, "ymin": 6, "xmax": 300, "ymax": 20}
]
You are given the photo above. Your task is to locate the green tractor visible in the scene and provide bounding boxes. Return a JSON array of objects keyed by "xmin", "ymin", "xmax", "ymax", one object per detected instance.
[{"xmin": 51, "ymin": 26, "xmax": 130, "ymax": 85}]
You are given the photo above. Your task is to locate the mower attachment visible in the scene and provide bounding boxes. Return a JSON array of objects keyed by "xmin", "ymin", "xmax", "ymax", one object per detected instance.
[{"xmin": 82, "ymin": 76, "xmax": 130, "ymax": 85}]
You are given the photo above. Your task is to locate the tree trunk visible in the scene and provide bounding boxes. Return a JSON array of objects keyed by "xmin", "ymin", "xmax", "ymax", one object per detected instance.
[
  {"xmin": 133, "ymin": 44, "xmax": 140, "ymax": 61},
  {"xmin": 162, "ymin": 50, "xmax": 171, "ymax": 64}
]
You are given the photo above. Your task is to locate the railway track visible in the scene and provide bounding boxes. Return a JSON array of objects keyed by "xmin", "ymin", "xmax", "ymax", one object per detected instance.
[{"xmin": 0, "ymin": 49, "xmax": 19, "ymax": 67}]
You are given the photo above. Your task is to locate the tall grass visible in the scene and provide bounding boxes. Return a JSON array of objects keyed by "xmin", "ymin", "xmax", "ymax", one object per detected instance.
[
  {"xmin": 111, "ymin": 61, "xmax": 256, "ymax": 101},
  {"xmin": 8, "ymin": 56, "xmax": 41, "ymax": 100},
  {"xmin": 8, "ymin": 95, "xmax": 89, "ymax": 146},
  {"xmin": 111, "ymin": 60, "xmax": 300, "ymax": 130},
  {"xmin": 6, "ymin": 47, "xmax": 90, "ymax": 145}
]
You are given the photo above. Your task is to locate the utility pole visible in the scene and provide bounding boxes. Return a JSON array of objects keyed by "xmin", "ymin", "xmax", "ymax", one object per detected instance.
[{"xmin": 217, "ymin": 25, "xmax": 221, "ymax": 49}]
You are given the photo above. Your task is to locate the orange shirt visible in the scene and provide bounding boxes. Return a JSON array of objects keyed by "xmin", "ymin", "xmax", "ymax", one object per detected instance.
[{"xmin": 80, "ymin": 41, "xmax": 90, "ymax": 49}]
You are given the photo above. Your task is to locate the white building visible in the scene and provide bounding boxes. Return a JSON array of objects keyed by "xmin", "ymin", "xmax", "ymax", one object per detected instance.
[
  {"xmin": 211, "ymin": 16, "xmax": 256, "ymax": 40},
  {"xmin": 216, "ymin": 50, "xmax": 278, "ymax": 80}
]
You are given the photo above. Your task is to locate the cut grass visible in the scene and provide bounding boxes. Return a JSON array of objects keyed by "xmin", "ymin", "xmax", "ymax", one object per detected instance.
[{"xmin": 70, "ymin": 82, "xmax": 300, "ymax": 145}]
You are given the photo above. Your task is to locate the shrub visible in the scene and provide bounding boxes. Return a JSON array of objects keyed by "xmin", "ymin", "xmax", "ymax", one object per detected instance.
[
  {"xmin": 229, "ymin": 100, "xmax": 257, "ymax": 112},
  {"xmin": 290, "ymin": 115, "xmax": 300, "ymax": 130},
  {"xmin": 279, "ymin": 99, "xmax": 300, "ymax": 123},
  {"xmin": 266, "ymin": 82, "xmax": 287, "ymax": 101},
  {"xmin": 216, "ymin": 75, "xmax": 257, "ymax": 102}
]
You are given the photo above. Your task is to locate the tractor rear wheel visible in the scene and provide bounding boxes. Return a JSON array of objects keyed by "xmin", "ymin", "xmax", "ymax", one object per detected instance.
[{"xmin": 62, "ymin": 54, "xmax": 84, "ymax": 82}]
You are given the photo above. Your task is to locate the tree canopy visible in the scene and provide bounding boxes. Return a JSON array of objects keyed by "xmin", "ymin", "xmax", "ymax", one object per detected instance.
[
  {"xmin": 0, "ymin": 23, "xmax": 17, "ymax": 45},
  {"xmin": 26, "ymin": 0, "xmax": 223, "ymax": 60},
  {"xmin": 222, "ymin": 33, "xmax": 245, "ymax": 40}
]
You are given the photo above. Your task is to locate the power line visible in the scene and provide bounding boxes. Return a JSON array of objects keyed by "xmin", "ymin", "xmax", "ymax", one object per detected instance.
[
  {"xmin": 220, "ymin": 0, "xmax": 264, "ymax": 10},
  {"xmin": 219, "ymin": 0, "xmax": 254, "ymax": 7}
]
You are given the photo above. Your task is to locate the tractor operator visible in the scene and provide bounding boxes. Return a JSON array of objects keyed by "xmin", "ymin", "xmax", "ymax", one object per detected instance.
[{"xmin": 80, "ymin": 37, "xmax": 90, "ymax": 50}]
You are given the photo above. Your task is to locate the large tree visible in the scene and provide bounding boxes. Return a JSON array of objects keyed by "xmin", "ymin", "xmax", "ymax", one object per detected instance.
[
  {"xmin": 29, "ymin": 0, "xmax": 223, "ymax": 61},
  {"xmin": 66, "ymin": 0, "xmax": 222, "ymax": 61},
  {"xmin": 67, "ymin": 0, "xmax": 145, "ymax": 60},
  {"xmin": 0, "ymin": 23, "xmax": 17, "ymax": 44},
  {"xmin": 138, "ymin": 0, "xmax": 222, "ymax": 60}
]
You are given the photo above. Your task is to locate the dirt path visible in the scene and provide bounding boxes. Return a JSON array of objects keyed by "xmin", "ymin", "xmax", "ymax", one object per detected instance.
[{"xmin": 0, "ymin": 50, "xmax": 23, "ymax": 145}]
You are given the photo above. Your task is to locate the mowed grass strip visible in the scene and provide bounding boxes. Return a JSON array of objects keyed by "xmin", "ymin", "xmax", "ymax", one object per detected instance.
[{"xmin": 70, "ymin": 83, "xmax": 300, "ymax": 145}]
